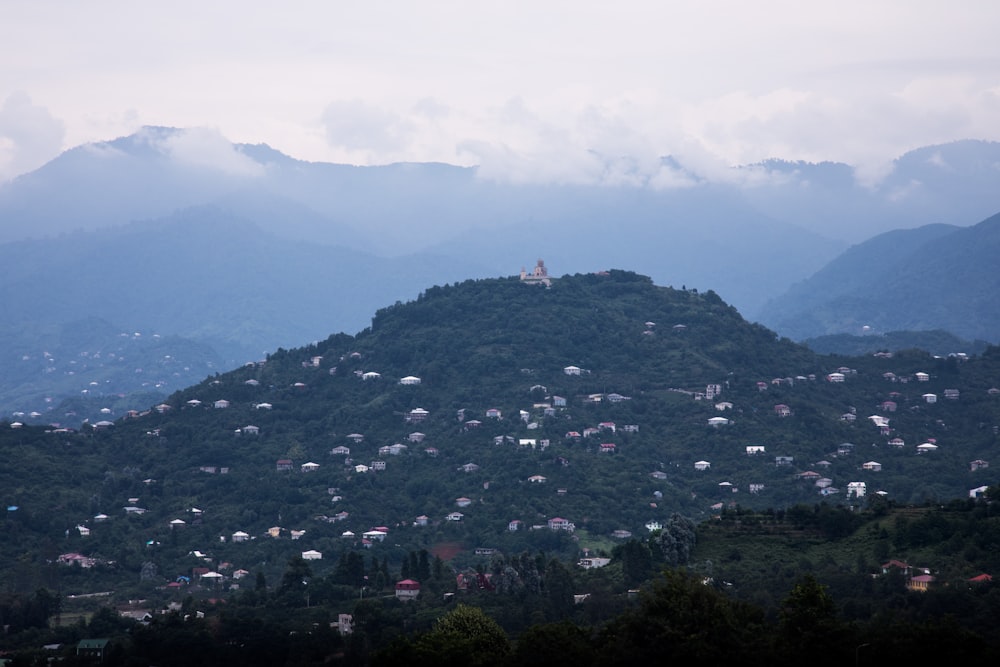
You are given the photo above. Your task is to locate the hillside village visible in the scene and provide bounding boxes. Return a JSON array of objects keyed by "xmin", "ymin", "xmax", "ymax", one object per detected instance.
[
  {"xmin": 2, "ymin": 271, "xmax": 989, "ymax": 609},
  {"xmin": 2, "ymin": 268, "xmax": 1000, "ymax": 666}
]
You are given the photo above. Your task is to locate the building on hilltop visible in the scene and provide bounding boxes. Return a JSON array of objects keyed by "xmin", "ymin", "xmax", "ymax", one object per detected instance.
[{"xmin": 520, "ymin": 259, "xmax": 552, "ymax": 286}]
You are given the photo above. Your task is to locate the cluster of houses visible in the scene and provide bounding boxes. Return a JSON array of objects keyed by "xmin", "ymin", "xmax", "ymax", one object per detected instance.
[{"xmin": 879, "ymin": 559, "xmax": 992, "ymax": 593}]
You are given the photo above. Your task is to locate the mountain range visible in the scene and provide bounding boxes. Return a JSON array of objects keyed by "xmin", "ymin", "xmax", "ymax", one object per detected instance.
[
  {"xmin": 757, "ymin": 212, "xmax": 1000, "ymax": 343},
  {"xmin": 1, "ymin": 128, "xmax": 998, "ymax": 420}
]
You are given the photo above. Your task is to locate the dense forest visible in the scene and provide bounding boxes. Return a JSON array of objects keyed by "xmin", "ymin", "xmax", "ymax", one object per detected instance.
[{"xmin": 2, "ymin": 270, "xmax": 999, "ymax": 663}]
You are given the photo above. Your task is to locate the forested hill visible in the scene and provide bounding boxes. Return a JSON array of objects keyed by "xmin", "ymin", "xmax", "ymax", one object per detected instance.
[
  {"xmin": 357, "ymin": 270, "xmax": 813, "ymax": 389},
  {"xmin": 3, "ymin": 269, "xmax": 1000, "ymax": 605}
]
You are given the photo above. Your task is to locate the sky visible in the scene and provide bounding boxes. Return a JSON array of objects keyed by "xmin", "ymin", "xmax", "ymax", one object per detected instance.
[{"xmin": 1, "ymin": 1, "xmax": 999, "ymax": 185}]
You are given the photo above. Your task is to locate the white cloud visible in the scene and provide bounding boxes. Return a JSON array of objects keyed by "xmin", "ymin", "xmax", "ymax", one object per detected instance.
[
  {"xmin": 0, "ymin": 92, "xmax": 65, "ymax": 182},
  {"xmin": 2, "ymin": 2, "xmax": 1000, "ymax": 187},
  {"xmin": 156, "ymin": 127, "xmax": 265, "ymax": 178}
]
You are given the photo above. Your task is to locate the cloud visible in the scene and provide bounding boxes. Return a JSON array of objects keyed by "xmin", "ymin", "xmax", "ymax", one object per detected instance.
[
  {"xmin": 321, "ymin": 100, "xmax": 416, "ymax": 155},
  {"xmin": 156, "ymin": 127, "xmax": 265, "ymax": 177},
  {"xmin": 0, "ymin": 92, "xmax": 65, "ymax": 182}
]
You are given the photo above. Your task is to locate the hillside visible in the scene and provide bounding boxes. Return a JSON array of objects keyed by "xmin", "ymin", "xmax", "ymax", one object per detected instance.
[
  {"xmin": 757, "ymin": 212, "xmax": 1000, "ymax": 342},
  {"xmin": 2, "ymin": 270, "xmax": 999, "ymax": 606}
]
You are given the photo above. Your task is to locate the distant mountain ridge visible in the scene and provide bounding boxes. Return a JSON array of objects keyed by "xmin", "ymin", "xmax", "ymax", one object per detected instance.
[
  {"xmin": 757, "ymin": 212, "xmax": 1000, "ymax": 342},
  {"xmin": 3, "ymin": 128, "xmax": 999, "ymax": 419}
]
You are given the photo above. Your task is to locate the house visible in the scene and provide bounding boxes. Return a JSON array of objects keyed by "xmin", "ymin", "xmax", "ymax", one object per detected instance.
[
  {"xmin": 240, "ymin": 425, "xmax": 259, "ymax": 435},
  {"xmin": 508, "ymin": 520, "xmax": 522, "ymax": 531},
  {"xmin": 231, "ymin": 531, "xmax": 249, "ymax": 542},
  {"xmin": 746, "ymin": 445, "xmax": 766, "ymax": 456},
  {"xmin": 881, "ymin": 559, "xmax": 912, "ymax": 576},
  {"xmin": 548, "ymin": 517, "xmax": 575, "ymax": 531},
  {"xmin": 330, "ymin": 446, "xmax": 351, "ymax": 456},
  {"xmin": 213, "ymin": 400, "xmax": 230, "ymax": 409},
  {"xmin": 276, "ymin": 459, "xmax": 293, "ymax": 471},
  {"xmin": 363, "ymin": 530, "xmax": 388, "ymax": 542},
  {"xmin": 528, "ymin": 475, "xmax": 547, "ymax": 484},
  {"xmin": 407, "ymin": 431, "xmax": 425, "ymax": 443},
  {"xmin": 455, "ymin": 497, "xmax": 473, "ymax": 508},
  {"xmin": 774, "ymin": 404, "xmax": 791, "ymax": 417},
  {"xmin": 598, "ymin": 421, "xmax": 617, "ymax": 432},
  {"xmin": 707, "ymin": 417, "xmax": 730, "ymax": 427},
  {"xmin": 907, "ymin": 574, "xmax": 935, "ymax": 592},
  {"xmin": 650, "ymin": 471, "xmax": 668, "ymax": 480},
  {"xmin": 881, "ymin": 400, "xmax": 898, "ymax": 412},
  {"xmin": 399, "ymin": 376, "xmax": 422, "ymax": 385},
  {"xmin": 361, "ymin": 371, "xmax": 381, "ymax": 381},
  {"xmin": 563, "ymin": 365, "xmax": 582, "ymax": 376},
  {"xmin": 847, "ymin": 481, "xmax": 867, "ymax": 498},
  {"xmin": 486, "ymin": 408, "xmax": 502, "ymax": 419},
  {"xmin": 578, "ymin": 557, "xmax": 612, "ymax": 569},
  {"xmin": 923, "ymin": 393, "xmax": 937, "ymax": 404},
  {"xmin": 414, "ymin": 515, "xmax": 429, "ymax": 527},
  {"xmin": 460, "ymin": 463, "xmax": 480, "ymax": 473},
  {"xmin": 77, "ymin": 639, "xmax": 110, "ymax": 661},
  {"xmin": 407, "ymin": 408, "xmax": 429, "ymax": 422},
  {"xmin": 552, "ymin": 396, "xmax": 567, "ymax": 407},
  {"xmin": 371, "ymin": 460, "xmax": 387, "ymax": 471},
  {"xmin": 837, "ymin": 443, "xmax": 855, "ymax": 455},
  {"xmin": 775, "ymin": 456, "xmax": 793, "ymax": 466},
  {"xmin": 611, "ymin": 529, "xmax": 633, "ymax": 539},
  {"xmin": 826, "ymin": 372, "xmax": 845, "ymax": 383},
  {"xmin": 395, "ymin": 579, "xmax": 421, "ymax": 600},
  {"xmin": 389, "ymin": 443, "xmax": 409, "ymax": 455},
  {"xmin": 917, "ymin": 443, "xmax": 939, "ymax": 454},
  {"xmin": 970, "ymin": 485, "xmax": 990, "ymax": 498},
  {"xmin": 888, "ymin": 437, "xmax": 905, "ymax": 448},
  {"xmin": 354, "ymin": 464, "xmax": 370, "ymax": 473},
  {"xmin": 446, "ymin": 512, "xmax": 464, "ymax": 522},
  {"xmin": 254, "ymin": 402, "xmax": 272, "ymax": 410},
  {"xmin": 645, "ymin": 520, "xmax": 663, "ymax": 532},
  {"xmin": 715, "ymin": 401, "xmax": 734, "ymax": 411},
  {"xmin": 797, "ymin": 471, "xmax": 820, "ymax": 481},
  {"xmin": 915, "ymin": 372, "xmax": 930, "ymax": 382},
  {"xmin": 944, "ymin": 389, "xmax": 960, "ymax": 400},
  {"xmin": 694, "ymin": 460, "xmax": 711, "ymax": 471},
  {"xmin": 301, "ymin": 550, "xmax": 322, "ymax": 561},
  {"xmin": 347, "ymin": 433, "xmax": 365, "ymax": 443},
  {"xmin": 868, "ymin": 415, "xmax": 889, "ymax": 428},
  {"xmin": 599, "ymin": 443, "xmax": 617, "ymax": 453},
  {"xmin": 971, "ymin": 459, "xmax": 989, "ymax": 471},
  {"xmin": 862, "ymin": 461, "xmax": 882, "ymax": 472},
  {"xmin": 300, "ymin": 462, "xmax": 320, "ymax": 473}
]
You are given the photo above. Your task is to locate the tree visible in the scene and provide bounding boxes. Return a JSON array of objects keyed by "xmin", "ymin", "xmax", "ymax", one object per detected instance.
[
  {"xmin": 779, "ymin": 574, "xmax": 852, "ymax": 663},
  {"xmin": 375, "ymin": 604, "xmax": 511, "ymax": 667}
]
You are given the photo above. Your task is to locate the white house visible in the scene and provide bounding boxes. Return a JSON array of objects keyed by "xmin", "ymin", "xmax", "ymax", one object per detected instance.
[
  {"xmin": 847, "ymin": 481, "xmax": 867, "ymax": 498},
  {"xmin": 399, "ymin": 376, "xmax": 422, "ymax": 385},
  {"xmin": 694, "ymin": 460, "xmax": 711, "ymax": 471},
  {"xmin": 563, "ymin": 366, "xmax": 582, "ymax": 376},
  {"xmin": 301, "ymin": 550, "xmax": 323, "ymax": 561}
]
